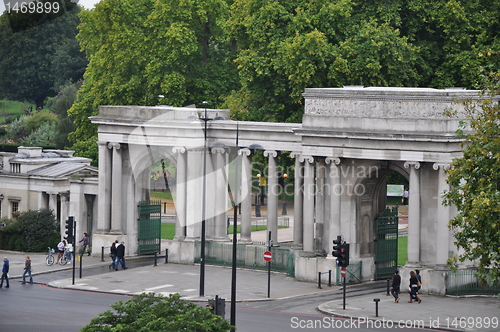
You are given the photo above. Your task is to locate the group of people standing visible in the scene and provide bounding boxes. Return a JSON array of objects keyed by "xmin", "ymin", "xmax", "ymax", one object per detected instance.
[
  {"xmin": 109, "ymin": 240, "xmax": 127, "ymax": 271},
  {"xmin": 391, "ymin": 269, "xmax": 422, "ymax": 304}
]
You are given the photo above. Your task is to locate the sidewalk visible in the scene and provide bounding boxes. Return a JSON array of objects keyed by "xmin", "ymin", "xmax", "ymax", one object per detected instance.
[
  {"xmin": 2, "ymin": 247, "xmax": 499, "ymax": 332},
  {"xmin": 318, "ymin": 292, "xmax": 499, "ymax": 332}
]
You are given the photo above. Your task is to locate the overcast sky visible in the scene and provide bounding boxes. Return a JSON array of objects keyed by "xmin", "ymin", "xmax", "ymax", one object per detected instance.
[{"xmin": 1, "ymin": 0, "xmax": 100, "ymax": 17}]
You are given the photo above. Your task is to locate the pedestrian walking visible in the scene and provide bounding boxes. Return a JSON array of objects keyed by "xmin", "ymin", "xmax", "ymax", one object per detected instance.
[
  {"xmin": 109, "ymin": 240, "xmax": 118, "ymax": 269},
  {"xmin": 408, "ymin": 270, "xmax": 422, "ymax": 303},
  {"xmin": 403, "ymin": 188, "xmax": 409, "ymax": 205},
  {"xmin": 65, "ymin": 241, "xmax": 73, "ymax": 262},
  {"xmin": 22, "ymin": 255, "xmax": 33, "ymax": 284},
  {"xmin": 391, "ymin": 270, "xmax": 401, "ymax": 303},
  {"xmin": 0, "ymin": 256, "xmax": 9, "ymax": 288},
  {"xmin": 415, "ymin": 269, "xmax": 422, "ymax": 292},
  {"xmin": 114, "ymin": 241, "xmax": 128, "ymax": 270},
  {"xmin": 79, "ymin": 232, "xmax": 90, "ymax": 256}
]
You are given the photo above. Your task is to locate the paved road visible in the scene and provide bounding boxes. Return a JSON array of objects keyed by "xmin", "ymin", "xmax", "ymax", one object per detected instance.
[{"xmin": 2, "ymin": 247, "xmax": 499, "ymax": 332}]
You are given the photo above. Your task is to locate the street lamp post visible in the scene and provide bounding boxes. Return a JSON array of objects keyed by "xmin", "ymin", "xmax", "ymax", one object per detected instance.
[
  {"xmin": 230, "ymin": 122, "xmax": 239, "ymax": 331},
  {"xmin": 256, "ymin": 174, "xmax": 261, "ymax": 217},
  {"xmin": 282, "ymin": 173, "xmax": 288, "ymax": 215},
  {"xmin": 199, "ymin": 101, "xmax": 209, "ymax": 297}
]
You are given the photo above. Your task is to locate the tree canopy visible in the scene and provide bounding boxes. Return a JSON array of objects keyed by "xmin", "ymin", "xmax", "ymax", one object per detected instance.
[
  {"xmin": 81, "ymin": 292, "xmax": 235, "ymax": 332},
  {"xmin": 444, "ymin": 72, "xmax": 500, "ymax": 284},
  {"xmin": 65, "ymin": 0, "xmax": 500, "ymax": 160},
  {"xmin": 0, "ymin": 6, "xmax": 86, "ymax": 108}
]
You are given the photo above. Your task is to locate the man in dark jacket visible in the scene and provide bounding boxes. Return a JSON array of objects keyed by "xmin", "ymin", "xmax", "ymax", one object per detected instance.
[
  {"xmin": 114, "ymin": 241, "xmax": 128, "ymax": 271},
  {"xmin": 391, "ymin": 270, "xmax": 401, "ymax": 303},
  {"xmin": 0, "ymin": 256, "xmax": 10, "ymax": 288}
]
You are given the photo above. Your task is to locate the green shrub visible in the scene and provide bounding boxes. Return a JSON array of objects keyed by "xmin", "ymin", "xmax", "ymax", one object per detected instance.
[
  {"xmin": 0, "ymin": 209, "xmax": 59, "ymax": 252},
  {"xmin": 24, "ymin": 109, "xmax": 58, "ymax": 134}
]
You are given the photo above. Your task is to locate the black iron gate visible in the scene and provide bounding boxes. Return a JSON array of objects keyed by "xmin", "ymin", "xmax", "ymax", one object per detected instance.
[
  {"xmin": 138, "ymin": 200, "xmax": 161, "ymax": 255},
  {"xmin": 375, "ymin": 206, "xmax": 398, "ymax": 280}
]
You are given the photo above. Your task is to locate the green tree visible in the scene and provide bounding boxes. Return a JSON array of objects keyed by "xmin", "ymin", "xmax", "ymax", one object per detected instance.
[
  {"xmin": 0, "ymin": 6, "xmax": 84, "ymax": 108},
  {"xmin": 46, "ymin": 81, "xmax": 80, "ymax": 149},
  {"xmin": 68, "ymin": 0, "xmax": 237, "ymax": 162},
  {"xmin": 443, "ymin": 71, "xmax": 500, "ymax": 284},
  {"xmin": 81, "ymin": 293, "xmax": 235, "ymax": 332},
  {"xmin": 225, "ymin": 0, "xmax": 423, "ymax": 123},
  {"xmin": 0, "ymin": 209, "xmax": 59, "ymax": 251}
]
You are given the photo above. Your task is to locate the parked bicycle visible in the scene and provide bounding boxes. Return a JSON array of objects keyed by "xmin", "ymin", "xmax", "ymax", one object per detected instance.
[{"xmin": 46, "ymin": 247, "xmax": 55, "ymax": 266}]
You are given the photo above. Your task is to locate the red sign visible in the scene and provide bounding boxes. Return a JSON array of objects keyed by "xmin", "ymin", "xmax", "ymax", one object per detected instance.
[
  {"xmin": 263, "ymin": 251, "xmax": 272, "ymax": 262},
  {"xmin": 340, "ymin": 267, "xmax": 346, "ymax": 278}
]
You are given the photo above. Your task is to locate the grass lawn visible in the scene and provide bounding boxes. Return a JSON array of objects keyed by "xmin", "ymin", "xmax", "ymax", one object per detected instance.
[
  {"xmin": 0, "ymin": 100, "xmax": 35, "ymax": 123},
  {"xmin": 161, "ymin": 223, "xmax": 176, "ymax": 239},
  {"xmin": 150, "ymin": 191, "xmax": 173, "ymax": 201},
  {"xmin": 161, "ymin": 223, "xmax": 289, "ymax": 239},
  {"xmin": 398, "ymin": 235, "xmax": 408, "ymax": 266}
]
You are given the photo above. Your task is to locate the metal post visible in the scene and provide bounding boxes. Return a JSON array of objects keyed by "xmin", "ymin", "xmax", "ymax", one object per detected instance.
[
  {"xmin": 374, "ymin": 299, "xmax": 380, "ymax": 317},
  {"xmin": 165, "ymin": 249, "xmax": 168, "ymax": 264},
  {"xmin": 199, "ymin": 101, "xmax": 209, "ymax": 297},
  {"xmin": 230, "ymin": 122, "xmax": 240, "ymax": 332},
  {"xmin": 267, "ymin": 231, "xmax": 271, "ymax": 298},
  {"xmin": 79, "ymin": 254, "xmax": 83, "ymax": 279},
  {"xmin": 154, "ymin": 252, "xmax": 158, "ymax": 266},
  {"xmin": 328, "ymin": 270, "xmax": 332, "ymax": 287},
  {"xmin": 163, "ymin": 202, "xmax": 167, "ymax": 214},
  {"xmin": 101, "ymin": 246, "xmax": 105, "ymax": 262},
  {"xmin": 387, "ymin": 279, "xmax": 390, "ymax": 296},
  {"xmin": 343, "ymin": 276, "xmax": 346, "ymax": 310},
  {"xmin": 318, "ymin": 272, "xmax": 322, "ymax": 289}
]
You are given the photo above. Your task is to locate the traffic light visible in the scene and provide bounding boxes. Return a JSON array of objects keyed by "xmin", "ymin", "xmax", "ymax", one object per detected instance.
[
  {"xmin": 338, "ymin": 243, "xmax": 350, "ymax": 268},
  {"xmin": 64, "ymin": 217, "xmax": 74, "ymax": 243},
  {"xmin": 332, "ymin": 236, "xmax": 342, "ymax": 258}
]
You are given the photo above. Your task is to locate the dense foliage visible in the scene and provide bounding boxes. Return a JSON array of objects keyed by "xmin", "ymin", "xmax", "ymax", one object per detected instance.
[
  {"xmin": 66, "ymin": 0, "xmax": 500, "ymax": 161},
  {"xmin": 0, "ymin": 209, "xmax": 59, "ymax": 252},
  {"xmin": 0, "ymin": 6, "xmax": 87, "ymax": 108},
  {"xmin": 81, "ymin": 293, "xmax": 235, "ymax": 332},
  {"xmin": 444, "ymin": 72, "xmax": 500, "ymax": 284}
]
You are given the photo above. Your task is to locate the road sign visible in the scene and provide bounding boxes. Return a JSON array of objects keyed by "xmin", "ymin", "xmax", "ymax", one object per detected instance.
[
  {"xmin": 263, "ymin": 251, "xmax": 272, "ymax": 262},
  {"xmin": 340, "ymin": 267, "xmax": 346, "ymax": 278}
]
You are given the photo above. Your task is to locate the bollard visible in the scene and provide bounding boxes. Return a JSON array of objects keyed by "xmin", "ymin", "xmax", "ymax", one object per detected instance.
[
  {"xmin": 318, "ymin": 272, "xmax": 322, "ymax": 289},
  {"xmin": 374, "ymin": 298, "xmax": 380, "ymax": 317},
  {"xmin": 154, "ymin": 252, "xmax": 158, "ymax": 266},
  {"xmin": 165, "ymin": 249, "xmax": 169, "ymax": 264},
  {"xmin": 386, "ymin": 279, "xmax": 390, "ymax": 296},
  {"xmin": 101, "ymin": 246, "xmax": 105, "ymax": 262},
  {"xmin": 328, "ymin": 270, "xmax": 332, "ymax": 287}
]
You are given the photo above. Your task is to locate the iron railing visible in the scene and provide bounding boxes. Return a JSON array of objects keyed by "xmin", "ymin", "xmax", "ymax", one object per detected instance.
[
  {"xmin": 194, "ymin": 241, "xmax": 295, "ymax": 277},
  {"xmin": 335, "ymin": 261, "xmax": 363, "ymax": 286},
  {"xmin": 446, "ymin": 269, "xmax": 500, "ymax": 296}
]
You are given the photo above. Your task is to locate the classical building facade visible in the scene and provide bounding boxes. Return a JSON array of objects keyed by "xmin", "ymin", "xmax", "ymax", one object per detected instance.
[
  {"xmin": 90, "ymin": 87, "xmax": 492, "ymax": 294},
  {"xmin": 0, "ymin": 146, "xmax": 98, "ymax": 246}
]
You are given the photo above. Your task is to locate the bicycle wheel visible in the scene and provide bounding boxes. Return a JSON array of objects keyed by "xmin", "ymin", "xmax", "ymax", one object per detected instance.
[
  {"xmin": 59, "ymin": 254, "xmax": 68, "ymax": 265},
  {"xmin": 46, "ymin": 255, "xmax": 54, "ymax": 266}
]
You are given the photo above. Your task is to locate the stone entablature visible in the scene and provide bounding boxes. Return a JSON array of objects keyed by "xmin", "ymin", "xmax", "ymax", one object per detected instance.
[{"xmin": 302, "ymin": 86, "xmax": 489, "ymax": 135}]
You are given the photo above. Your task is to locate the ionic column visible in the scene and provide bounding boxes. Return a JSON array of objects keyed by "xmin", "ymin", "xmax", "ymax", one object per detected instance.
[
  {"xmin": 315, "ymin": 158, "xmax": 325, "ymax": 253},
  {"xmin": 239, "ymin": 148, "xmax": 253, "ymax": 244},
  {"xmin": 173, "ymin": 147, "xmax": 187, "ymax": 240},
  {"xmin": 404, "ymin": 161, "xmax": 421, "ymax": 264},
  {"xmin": 60, "ymin": 192, "xmax": 69, "ymax": 229},
  {"xmin": 186, "ymin": 149, "xmax": 203, "ymax": 239},
  {"xmin": 433, "ymin": 163, "xmax": 451, "ymax": 266},
  {"xmin": 109, "ymin": 143, "xmax": 123, "ymax": 234},
  {"xmin": 301, "ymin": 155, "xmax": 315, "ymax": 252},
  {"xmin": 212, "ymin": 146, "xmax": 229, "ymax": 241},
  {"xmin": 291, "ymin": 152, "xmax": 304, "ymax": 250},
  {"xmin": 97, "ymin": 142, "xmax": 111, "ymax": 233},
  {"xmin": 264, "ymin": 150, "xmax": 278, "ymax": 245},
  {"xmin": 325, "ymin": 157, "xmax": 341, "ymax": 256}
]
